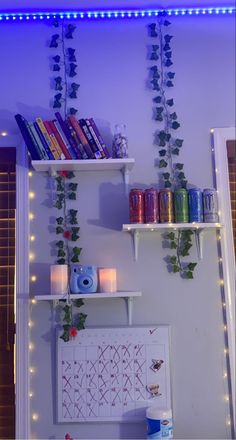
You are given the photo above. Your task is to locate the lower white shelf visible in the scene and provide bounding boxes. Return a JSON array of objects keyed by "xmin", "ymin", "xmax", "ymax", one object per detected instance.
[{"xmin": 34, "ymin": 291, "xmax": 142, "ymax": 326}]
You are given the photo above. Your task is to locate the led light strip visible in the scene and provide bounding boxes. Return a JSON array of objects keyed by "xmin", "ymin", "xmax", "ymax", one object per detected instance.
[{"xmin": 0, "ymin": 7, "xmax": 235, "ymax": 21}]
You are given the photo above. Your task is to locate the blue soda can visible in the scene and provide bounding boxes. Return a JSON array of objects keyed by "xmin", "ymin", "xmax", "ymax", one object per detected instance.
[
  {"xmin": 203, "ymin": 188, "xmax": 219, "ymax": 222},
  {"xmin": 188, "ymin": 188, "xmax": 203, "ymax": 222}
]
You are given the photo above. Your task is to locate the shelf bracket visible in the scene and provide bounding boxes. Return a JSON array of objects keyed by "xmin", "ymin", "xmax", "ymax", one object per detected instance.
[
  {"xmin": 132, "ymin": 230, "xmax": 140, "ymax": 261},
  {"xmin": 194, "ymin": 229, "xmax": 204, "ymax": 260},
  {"xmin": 121, "ymin": 165, "xmax": 130, "ymax": 195},
  {"xmin": 124, "ymin": 297, "xmax": 134, "ymax": 326}
]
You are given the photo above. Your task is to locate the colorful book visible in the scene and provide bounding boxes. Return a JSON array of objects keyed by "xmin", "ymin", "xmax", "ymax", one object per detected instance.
[
  {"xmin": 49, "ymin": 120, "xmax": 71, "ymax": 160},
  {"xmin": 28, "ymin": 122, "xmax": 49, "ymax": 160},
  {"xmin": 34, "ymin": 121, "xmax": 54, "ymax": 160},
  {"xmin": 14, "ymin": 114, "xmax": 41, "ymax": 160},
  {"xmin": 85, "ymin": 118, "xmax": 106, "ymax": 159},
  {"xmin": 44, "ymin": 120, "xmax": 66, "ymax": 160},
  {"xmin": 89, "ymin": 118, "xmax": 110, "ymax": 158},
  {"xmin": 54, "ymin": 112, "xmax": 79, "ymax": 160},
  {"xmin": 36, "ymin": 117, "xmax": 60, "ymax": 160},
  {"xmin": 67, "ymin": 115, "xmax": 94, "ymax": 159},
  {"xmin": 66, "ymin": 120, "xmax": 88, "ymax": 159},
  {"xmin": 79, "ymin": 119, "xmax": 102, "ymax": 159}
]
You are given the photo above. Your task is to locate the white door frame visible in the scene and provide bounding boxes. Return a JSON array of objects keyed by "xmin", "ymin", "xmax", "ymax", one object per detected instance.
[
  {"xmin": 213, "ymin": 127, "xmax": 235, "ymax": 433},
  {"xmin": 15, "ymin": 145, "xmax": 30, "ymax": 439}
]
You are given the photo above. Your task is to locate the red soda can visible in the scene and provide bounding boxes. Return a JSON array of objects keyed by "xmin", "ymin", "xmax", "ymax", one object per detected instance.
[
  {"xmin": 129, "ymin": 188, "xmax": 144, "ymax": 223},
  {"xmin": 144, "ymin": 188, "xmax": 159, "ymax": 223},
  {"xmin": 159, "ymin": 189, "xmax": 174, "ymax": 223}
]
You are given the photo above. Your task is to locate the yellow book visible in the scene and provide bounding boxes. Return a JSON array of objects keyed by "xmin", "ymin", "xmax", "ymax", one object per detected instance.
[{"xmin": 36, "ymin": 117, "xmax": 60, "ymax": 160}]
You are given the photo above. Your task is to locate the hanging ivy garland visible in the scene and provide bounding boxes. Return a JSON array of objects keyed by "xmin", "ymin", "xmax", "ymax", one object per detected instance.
[
  {"xmin": 54, "ymin": 170, "xmax": 87, "ymax": 342},
  {"xmin": 148, "ymin": 15, "xmax": 197, "ymax": 279},
  {"xmin": 50, "ymin": 19, "xmax": 79, "ymax": 118}
]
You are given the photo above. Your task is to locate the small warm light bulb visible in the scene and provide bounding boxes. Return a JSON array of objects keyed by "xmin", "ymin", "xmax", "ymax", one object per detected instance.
[
  {"xmin": 29, "ymin": 192, "xmax": 35, "ymax": 199},
  {"xmin": 28, "ymin": 171, "xmax": 33, "ymax": 177},
  {"xmin": 0, "ymin": 131, "xmax": 8, "ymax": 137},
  {"xmin": 28, "ymin": 320, "xmax": 34, "ymax": 328},
  {"xmin": 224, "ymin": 395, "xmax": 229, "ymax": 401},
  {"xmin": 31, "ymin": 275, "xmax": 37, "ymax": 282},
  {"xmin": 29, "ymin": 212, "xmax": 34, "ymax": 220},
  {"xmin": 217, "ymin": 235, "xmax": 221, "ymax": 240},
  {"xmin": 219, "ymin": 257, "xmax": 223, "ymax": 263},
  {"xmin": 29, "ymin": 253, "xmax": 35, "ymax": 261},
  {"xmin": 223, "ymin": 372, "xmax": 227, "ymax": 378},
  {"xmin": 29, "ymin": 392, "xmax": 34, "ymax": 398},
  {"xmin": 222, "ymin": 302, "xmax": 226, "ymax": 307},
  {"xmin": 29, "ymin": 367, "xmax": 35, "ymax": 374},
  {"xmin": 219, "ymin": 279, "xmax": 224, "ymax": 286},
  {"xmin": 32, "ymin": 413, "xmax": 39, "ymax": 421},
  {"xmin": 29, "ymin": 343, "xmax": 34, "ymax": 351},
  {"xmin": 31, "ymin": 299, "xmax": 37, "ymax": 305},
  {"xmin": 223, "ymin": 325, "xmax": 227, "ymax": 331},
  {"xmin": 30, "ymin": 235, "xmax": 36, "ymax": 242},
  {"xmin": 210, "ymin": 128, "xmax": 214, "ymax": 133},
  {"xmin": 224, "ymin": 348, "xmax": 229, "ymax": 354},
  {"xmin": 227, "ymin": 420, "xmax": 231, "ymax": 426}
]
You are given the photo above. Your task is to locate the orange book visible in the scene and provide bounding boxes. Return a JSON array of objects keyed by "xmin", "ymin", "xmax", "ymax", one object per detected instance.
[
  {"xmin": 36, "ymin": 118, "xmax": 60, "ymax": 160},
  {"xmin": 43, "ymin": 120, "xmax": 65, "ymax": 160}
]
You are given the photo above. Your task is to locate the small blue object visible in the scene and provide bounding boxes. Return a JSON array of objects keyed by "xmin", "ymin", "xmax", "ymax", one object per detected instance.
[
  {"xmin": 70, "ymin": 264, "xmax": 97, "ymax": 293},
  {"xmin": 188, "ymin": 188, "xmax": 203, "ymax": 222}
]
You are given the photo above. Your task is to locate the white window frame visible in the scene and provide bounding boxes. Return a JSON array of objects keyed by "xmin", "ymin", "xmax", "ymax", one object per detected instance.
[{"xmin": 213, "ymin": 127, "xmax": 235, "ymax": 431}]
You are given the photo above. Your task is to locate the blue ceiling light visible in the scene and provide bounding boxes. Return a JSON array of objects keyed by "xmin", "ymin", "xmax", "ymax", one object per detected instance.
[{"xmin": 0, "ymin": 7, "xmax": 235, "ymax": 22}]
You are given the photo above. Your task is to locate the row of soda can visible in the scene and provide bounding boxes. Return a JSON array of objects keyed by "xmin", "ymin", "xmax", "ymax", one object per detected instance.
[{"xmin": 129, "ymin": 187, "xmax": 219, "ymax": 224}]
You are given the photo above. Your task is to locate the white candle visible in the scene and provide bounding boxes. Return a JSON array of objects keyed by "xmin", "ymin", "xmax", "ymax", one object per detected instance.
[
  {"xmin": 50, "ymin": 264, "xmax": 68, "ymax": 295},
  {"xmin": 98, "ymin": 268, "xmax": 117, "ymax": 293}
]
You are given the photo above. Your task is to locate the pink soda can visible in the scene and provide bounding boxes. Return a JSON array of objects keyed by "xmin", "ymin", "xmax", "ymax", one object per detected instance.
[
  {"xmin": 144, "ymin": 188, "xmax": 159, "ymax": 223},
  {"xmin": 129, "ymin": 188, "xmax": 144, "ymax": 223}
]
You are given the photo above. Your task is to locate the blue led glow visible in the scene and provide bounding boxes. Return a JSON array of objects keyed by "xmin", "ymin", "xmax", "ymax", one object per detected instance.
[{"xmin": 0, "ymin": 7, "xmax": 235, "ymax": 22}]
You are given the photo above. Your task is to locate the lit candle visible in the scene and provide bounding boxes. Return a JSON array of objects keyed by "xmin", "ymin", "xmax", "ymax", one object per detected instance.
[
  {"xmin": 98, "ymin": 268, "xmax": 117, "ymax": 293},
  {"xmin": 50, "ymin": 264, "xmax": 68, "ymax": 295}
]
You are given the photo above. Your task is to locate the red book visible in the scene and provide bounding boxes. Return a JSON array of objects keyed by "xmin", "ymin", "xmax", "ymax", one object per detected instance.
[
  {"xmin": 49, "ymin": 120, "xmax": 71, "ymax": 160},
  {"xmin": 67, "ymin": 115, "xmax": 95, "ymax": 159}
]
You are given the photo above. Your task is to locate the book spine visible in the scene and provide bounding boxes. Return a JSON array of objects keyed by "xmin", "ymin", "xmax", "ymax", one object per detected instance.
[
  {"xmin": 67, "ymin": 115, "xmax": 95, "ymax": 159},
  {"xmin": 66, "ymin": 121, "xmax": 87, "ymax": 160},
  {"xmin": 49, "ymin": 121, "xmax": 71, "ymax": 160},
  {"xmin": 34, "ymin": 122, "xmax": 54, "ymax": 160},
  {"xmin": 28, "ymin": 122, "xmax": 49, "ymax": 160},
  {"xmin": 36, "ymin": 118, "xmax": 60, "ymax": 160},
  {"xmin": 85, "ymin": 119, "xmax": 106, "ymax": 159},
  {"xmin": 53, "ymin": 120, "xmax": 73, "ymax": 159},
  {"xmin": 89, "ymin": 118, "xmax": 110, "ymax": 158},
  {"xmin": 14, "ymin": 114, "xmax": 41, "ymax": 160},
  {"xmin": 54, "ymin": 112, "xmax": 79, "ymax": 160},
  {"xmin": 79, "ymin": 119, "xmax": 102, "ymax": 159},
  {"xmin": 44, "ymin": 120, "xmax": 65, "ymax": 160}
]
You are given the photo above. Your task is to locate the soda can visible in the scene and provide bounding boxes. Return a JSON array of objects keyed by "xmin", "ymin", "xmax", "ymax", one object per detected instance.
[
  {"xmin": 174, "ymin": 188, "xmax": 189, "ymax": 223},
  {"xmin": 203, "ymin": 188, "xmax": 219, "ymax": 222},
  {"xmin": 188, "ymin": 188, "xmax": 203, "ymax": 222},
  {"xmin": 144, "ymin": 188, "xmax": 159, "ymax": 223},
  {"xmin": 159, "ymin": 189, "xmax": 174, "ymax": 223},
  {"xmin": 129, "ymin": 188, "xmax": 144, "ymax": 223}
]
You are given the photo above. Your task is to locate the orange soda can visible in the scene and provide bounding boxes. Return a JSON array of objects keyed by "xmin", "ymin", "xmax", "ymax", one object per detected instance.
[{"xmin": 159, "ymin": 189, "xmax": 174, "ymax": 223}]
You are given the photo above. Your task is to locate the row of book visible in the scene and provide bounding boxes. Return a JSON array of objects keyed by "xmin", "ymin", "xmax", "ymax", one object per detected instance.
[{"xmin": 14, "ymin": 112, "xmax": 111, "ymax": 161}]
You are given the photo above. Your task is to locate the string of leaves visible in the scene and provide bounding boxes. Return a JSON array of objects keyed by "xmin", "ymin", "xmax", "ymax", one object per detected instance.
[
  {"xmin": 50, "ymin": 20, "xmax": 79, "ymax": 118},
  {"xmin": 60, "ymin": 299, "xmax": 87, "ymax": 342},
  {"xmin": 54, "ymin": 170, "xmax": 82, "ymax": 264},
  {"xmin": 148, "ymin": 15, "xmax": 197, "ymax": 279},
  {"xmin": 54, "ymin": 170, "xmax": 86, "ymax": 341}
]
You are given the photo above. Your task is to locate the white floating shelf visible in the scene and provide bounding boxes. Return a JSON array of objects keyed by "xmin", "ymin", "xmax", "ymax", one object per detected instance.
[
  {"xmin": 122, "ymin": 222, "xmax": 223, "ymax": 261},
  {"xmin": 31, "ymin": 158, "xmax": 135, "ymax": 192},
  {"xmin": 34, "ymin": 291, "xmax": 142, "ymax": 326}
]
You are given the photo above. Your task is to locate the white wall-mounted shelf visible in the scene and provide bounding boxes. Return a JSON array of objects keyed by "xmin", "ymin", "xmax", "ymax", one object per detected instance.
[
  {"xmin": 34, "ymin": 291, "xmax": 142, "ymax": 326},
  {"xmin": 31, "ymin": 158, "xmax": 135, "ymax": 193},
  {"xmin": 122, "ymin": 222, "xmax": 223, "ymax": 261}
]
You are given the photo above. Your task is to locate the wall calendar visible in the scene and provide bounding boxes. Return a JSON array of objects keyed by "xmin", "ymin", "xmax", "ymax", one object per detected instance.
[{"xmin": 57, "ymin": 326, "xmax": 171, "ymax": 422}]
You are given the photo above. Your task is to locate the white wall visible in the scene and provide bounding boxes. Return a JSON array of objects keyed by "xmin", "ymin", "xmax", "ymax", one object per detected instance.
[{"xmin": 0, "ymin": 13, "xmax": 235, "ymax": 439}]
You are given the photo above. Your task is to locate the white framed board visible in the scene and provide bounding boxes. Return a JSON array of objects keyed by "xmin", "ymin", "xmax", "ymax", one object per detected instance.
[{"xmin": 57, "ymin": 326, "xmax": 171, "ymax": 422}]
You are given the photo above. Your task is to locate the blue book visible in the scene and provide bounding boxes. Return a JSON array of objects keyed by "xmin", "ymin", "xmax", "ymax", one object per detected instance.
[
  {"xmin": 14, "ymin": 114, "xmax": 41, "ymax": 160},
  {"xmin": 34, "ymin": 121, "xmax": 54, "ymax": 160}
]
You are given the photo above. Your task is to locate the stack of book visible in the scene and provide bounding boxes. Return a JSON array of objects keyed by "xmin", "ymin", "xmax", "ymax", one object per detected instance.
[{"xmin": 15, "ymin": 112, "xmax": 110, "ymax": 161}]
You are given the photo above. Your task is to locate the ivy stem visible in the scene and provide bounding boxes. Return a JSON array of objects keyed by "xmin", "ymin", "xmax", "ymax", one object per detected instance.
[
  {"xmin": 61, "ymin": 21, "xmax": 68, "ymax": 119},
  {"xmin": 158, "ymin": 19, "xmax": 175, "ymax": 189}
]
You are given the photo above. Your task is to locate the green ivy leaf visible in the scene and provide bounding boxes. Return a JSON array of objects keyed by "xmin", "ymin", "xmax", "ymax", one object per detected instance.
[
  {"xmin": 71, "ymin": 255, "xmax": 80, "ymax": 262},
  {"xmin": 175, "ymin": 163, "xmax": 184, "ymax": 170},
  {"xmin": 175, "ymin": 138, "xmax": 183, "ymax": 147},
  {"xmin": 58, "ymin": 249, "xmax": 66, "ymax": 257},
  {"xmin": 72, "ymin": 246, "xmax": 82, "ymax": 255},
  {"xmin": 170, "ymin": 255, "xmax": 177, "ymax": 264},
  {"xmin": 73, "ymin": 299, "xmax": 84, "ymax": 308},
  {"xmin": 164, "ymin": 180, "xmax": 172, "ymax": 188},
  {"xmin": 163, "ymin": 172, "xmax": 170, "ymax": 179},
  {"xmin": 56, "ymin": 217, "xmax": 64, "ymax": 225},
  {"xmin": 56, "ymin": 226, "xmax": 64, "ymax": 234},
  {"xmin": 164, "ymin": 20, "xmax": 171, "ymax": 26},
  {"xmin": 166, "ymin": 80, "xmax": 174, "ymax": 87},
  {"xmin": 159, "ymin": 149, "xmax": 166, "ymax": 157},
  {"xmin": 172, "ymin": 148, "xmax": 180, "ymax": 155},
  {"xmin": 178, "ymin": 172, "xmax": 185, "ymax": 179},
  {"xmin": 170, "ymin": 112, "xmax": 178, "ymax": 120},
  {"xmin": 68, "ymin": 183, "xmax": 78, "ymax": 191},
  {"xmin": 166, "ymin": 98, "xmax": 174, "ymax": 106},
  {"xmin": 188, "ymin": 262, "xmax": 197, "ymax": 271},
  {"xmin": 172, "ymin": 121, "xmax": 180, "ymax": 130},
  {"xmin": 185, "ymin": 271, "xmax": 194, "ymax": 279},
  {"xmin": 153, "ymin": 96, "xmax": 162, "ymax": 103},
  {"xmin": 159, "ymin": 159, "xmax": 168, "ymax": 168},
  {"xmin": 166, "ymin": 232, "xmax": 175, "ymax": 240},
  {"xmin": 68, "ymin": 192, "xmax": 76, "ymax": 200},
  {"xmin": 173, "ymin": 264, "xmax": 180, "ymax": 272},
  {"xmin": 56, "ymin": 240, "xmax": 64, "ymax": 248},
  {"xmin": 164, "ymin": 35, "xmax": 173, "ymax": 43},
  {"xmin": 167, "ymin": 72, "xmax": 175, "ymax": 79},
  {"xmin": 57, "ymin": 258, "xmax": 66, "ymax": 264},
  {"xmin": 170, "ymin": 241, "xmax": 177, "ymax": 249}
]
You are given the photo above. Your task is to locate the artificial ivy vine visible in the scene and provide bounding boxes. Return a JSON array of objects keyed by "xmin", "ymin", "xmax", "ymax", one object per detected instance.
[
  {"xmin": 50, "ymin": 20, "xmax": 79, "ymax": 117},
  {"xmin": 54, "ymin": 170, "xmax": 86, "ymax": 341},
  {"xmin": 148, "ymin": 15, "xmax": 197, "ymax": 279}
]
